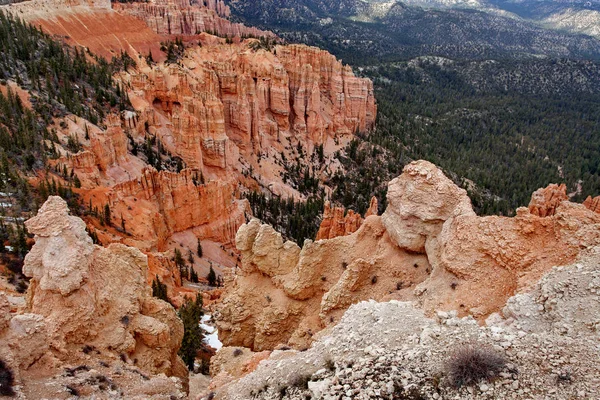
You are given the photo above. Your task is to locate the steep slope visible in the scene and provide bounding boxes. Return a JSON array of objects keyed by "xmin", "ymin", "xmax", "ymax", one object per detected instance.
[{"xmin": 215, "ymin": 160, "xmax": 600, "ymax": 351}]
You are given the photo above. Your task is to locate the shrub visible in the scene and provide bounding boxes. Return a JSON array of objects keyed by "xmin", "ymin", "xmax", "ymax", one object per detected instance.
[
  {"xmin": 291, "ymin": 374, "xmax": 310, "ymax": 389},
  {"xmin": 0, "ymin": 359, "xmax": 15, "ymax": 396},
  {"xmin": 446, "ymin": 345, "xmax": 506, "ymax": 388},
  {"xmin": 233, "ymin": 348, "xmax": 243, "ymax": 357}
]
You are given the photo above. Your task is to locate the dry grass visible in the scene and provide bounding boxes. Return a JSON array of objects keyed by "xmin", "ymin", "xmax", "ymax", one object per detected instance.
[{"xmin": 446, "ymin": 344, "xmax": 506, "ymax": 388}]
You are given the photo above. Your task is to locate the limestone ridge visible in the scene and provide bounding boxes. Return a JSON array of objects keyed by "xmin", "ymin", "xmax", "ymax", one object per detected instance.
[
  {"xmin": 0, "ymin": 196, "xmax": 188, "ymax": 398},
  {"xmin": 215, "ymin": 160, "xmax": 600, "ymax": 351}
]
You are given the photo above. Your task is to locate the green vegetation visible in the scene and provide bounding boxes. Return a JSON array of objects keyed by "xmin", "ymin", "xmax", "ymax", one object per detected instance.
[
  {"xmin": 207, "ymin": 265, "xmax": 217, "ymax": 287},
  {"xmin": 178, "ymin": 295, "xmax": 204, "ymax": 371},
  {"xmin": 151, "ymin": 275, "xmax": 169, "ymax": 303},
  {"xmin": 245, "ymin": 191, "xmax": 324, "ymax": 245},
  {"xmin": 358, "ymin": 62, "xmax": 600, "ymax": 215}
]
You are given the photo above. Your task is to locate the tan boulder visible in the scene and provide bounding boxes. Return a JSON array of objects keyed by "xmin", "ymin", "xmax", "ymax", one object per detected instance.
[
  {"xmin": 23, "ymin": 195, "xmax": 95, "ymax": 295},
  {"xmin": 381, "ymin": 160, "xmax": 475, "ymax": 253}
]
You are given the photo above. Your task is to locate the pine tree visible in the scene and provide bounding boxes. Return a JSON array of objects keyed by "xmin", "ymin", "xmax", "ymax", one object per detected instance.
[
  {"xmin": 174, "ymin": 248, "xmax": 184, "ymax": 267},
  {"xmin": 207, "ymin": 265, "xmax": 217, "ymax": 287},
  {"xmin": 197, "ymin": 238, "xmax": 203, "ymax": 257},
  {"xmin": 190, "ymin": 268, "xmax": 198, "ymax": 283},
  {"xmin": 151, "ymin": 275, "xmax": 169, "ymax": 303},
  {"xmin": 178, "ymin": 295, "xmax": 204, "ymax": 371},
  {"xmin": 103, "ymin": 203, "xmax": 111, "ymax": 226}
]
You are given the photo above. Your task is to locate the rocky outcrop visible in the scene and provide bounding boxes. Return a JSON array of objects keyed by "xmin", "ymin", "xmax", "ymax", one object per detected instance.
[
  {"xmin": 215, "ymin": 216, "xmax": 430, "ymax": 351},
  {"xmin": 11, "ymin": 197, "xmax": 188, "ymax": 387},
  {"xmin": 381, "ymin": 160, "xmax": 476, "ymax": 253},
  {"xmin": 527, "ymin": 183, "xmax": 569, "ymax": 216},
  {"xmin": 215, "ymin": 160, "xmax": 600, "ymax": 351},
  {"xmin": 584, "ymin": 194, "xmax": 600, "ymax": 213},
  {"xmin": 315, "ymin": 197, "xmax": 377, "ymax": 240},
  {"xmin": 207, "ymin": 248, "xmax": 600, "ymax": 399}
]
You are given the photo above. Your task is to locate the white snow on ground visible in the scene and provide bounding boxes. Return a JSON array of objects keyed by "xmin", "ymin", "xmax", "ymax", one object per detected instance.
[{"xmin": 200, "ymin": 314, "xmax": 222, "ymax": 350}]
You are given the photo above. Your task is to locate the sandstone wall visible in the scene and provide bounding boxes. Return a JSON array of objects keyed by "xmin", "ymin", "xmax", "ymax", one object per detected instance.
[{"xmin": 104, "ymin": 168, "xmax": 249, "ymax": 250}]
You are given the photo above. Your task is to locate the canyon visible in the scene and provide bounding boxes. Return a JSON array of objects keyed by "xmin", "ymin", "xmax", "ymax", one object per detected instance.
[
  {"xmin": 0, "ymin": 0, "xmax": 600, "ymax": 399},
  {"xmin": 1, "ymin": 0, "xmax": 376, "ymax": 303}
]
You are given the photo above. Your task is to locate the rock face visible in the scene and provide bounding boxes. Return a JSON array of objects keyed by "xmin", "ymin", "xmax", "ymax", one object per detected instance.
[
  {"xmin": 4, "ymin": 0, "xmax": 165, "ymax": 60},
  {"xmin": 208, "ymin": 248, "xmax": 600, "ymax": 399},
  {"xmin": 315, "ymin": 197, "xmax": 377, "ymax": 240},
  {"xmin": 527, "ymin": 183, "xmax": 569, "ymax": 216},
  {"xmin": 215, "ymin": 160, "xmax": 600, "ymax": 351},
  {"xmin": 115, "ymin": 0, "xmax": 273, "ymax": 38},
  {"xmin": 0, "ymin": 197, "xmax": 188, "ymax": 398},
  {"xmin": 101, "ymin": 168, "xmax": 249, "ymax": 250},
  {"xmin": 216, "ymin": 216, "xmax": 430, "ymax": 351},
  {"xmin": 584, "ymin": 194, "xmax": 600, "ymax": 213},
  {"xmin": 124, "ymin": 43, "xmax": 376, "ymax": 172}
]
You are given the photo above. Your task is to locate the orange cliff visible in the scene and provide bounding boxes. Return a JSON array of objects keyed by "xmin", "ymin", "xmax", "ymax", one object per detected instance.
[
  {"xmin": 2, "ymin": 0, "xmax": 271, "ymax": 60},
  {"xmin": 122, "ymin": 43, "xmax": 377, "ymax": 172},
  {"xmin": 114, "ymin": 0, "xmax": 273, "ymax": 39},
  {"xmin": 315, "ymin": 197, "xmax": 378, "ymax": 240}
]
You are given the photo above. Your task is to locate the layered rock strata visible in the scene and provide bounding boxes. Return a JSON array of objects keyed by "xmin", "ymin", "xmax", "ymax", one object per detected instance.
[{"xmin": 115, "ymin": 0, "xmax": 273, "ymax": 38}]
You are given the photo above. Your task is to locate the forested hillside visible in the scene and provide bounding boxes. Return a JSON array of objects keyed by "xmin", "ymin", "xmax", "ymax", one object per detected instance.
[
  {"xmin": 0, "ymin": 10, "xmax": 131, "ymax": 284},
  {"xmin": 228, "ymin": 0, "xmax": 600, "ymax": 223},
  {"xmin": 229, "ymin": 0, "xmax": 600, "ymax": 63}
]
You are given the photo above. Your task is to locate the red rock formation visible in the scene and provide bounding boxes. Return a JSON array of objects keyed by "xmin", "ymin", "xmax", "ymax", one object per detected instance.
[
  {"xmin": 5, "ymin": 0, "xmax": 165, "ymax": 60},
  {"xmin": 124, "ymin": 43, "xmax": 376, "ymax": 173},
  {"xmin": 315, "ymin": 197, "xmax": 378, "ymax": 241},
  {"xmin": 528, "ymin": 183, "xmax": 569, "ymax": 216},
  {"xmin": 584, "ymin": 194, "xmax": 600, "ymax": 213},
  {"xmin": 96, "ymin": 168, "xmax": 250, "ymax": 250},
  {"xmin": 115, "ymin": 0, "xmax": 273, "ymax": 38}
]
